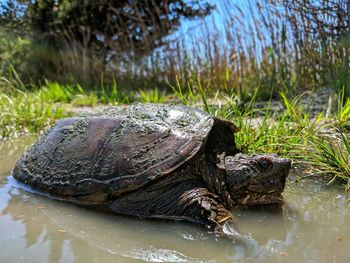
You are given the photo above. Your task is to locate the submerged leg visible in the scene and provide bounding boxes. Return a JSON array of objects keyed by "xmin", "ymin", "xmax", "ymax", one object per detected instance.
[{"xmin": 107, "ymin": 174, "xmax": 243, "ymax": 240}]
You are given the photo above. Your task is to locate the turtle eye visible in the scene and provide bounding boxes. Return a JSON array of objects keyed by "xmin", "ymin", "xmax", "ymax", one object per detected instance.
[{"xmin": 258, "ymin": 157, "xmax": 273, "ymax": 171}]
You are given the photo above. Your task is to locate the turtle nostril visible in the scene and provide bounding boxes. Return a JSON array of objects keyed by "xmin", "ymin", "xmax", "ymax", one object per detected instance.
[{"xmin": 281, "ymin": 158, "xmax": 292, "ymax": 171}]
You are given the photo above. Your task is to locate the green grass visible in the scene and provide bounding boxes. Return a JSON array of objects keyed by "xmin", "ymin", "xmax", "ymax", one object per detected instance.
[
  {"xmin": 0, "ymin": 88, "xmax": 68, "ymax": 138},
  {"xmin": 171, "ymin": 82, "xmax": 350, "ymax": 189},
  {"xmin": 303, "ymin": 132, "xmax": 350, "ymax": 189},
  {"xmin": 2, "ymin": 77, "xmax": 350, "ymax": 189},
  {"xmin": 71, "ymin": 94, "xmax": 99, "ymax": 107},
  {"xmin": 138, "ymin": 87, "xmax": 165, "ymax": 103},
  {"xmin": 0, "ymin": 76, "xmax": 136, "ymax": 138}
]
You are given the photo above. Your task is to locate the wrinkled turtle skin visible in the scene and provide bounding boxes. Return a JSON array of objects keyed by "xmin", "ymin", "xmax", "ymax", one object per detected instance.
[{"xmin": 13, "ymin": 104, "xmax": 291, "ymax": 240}]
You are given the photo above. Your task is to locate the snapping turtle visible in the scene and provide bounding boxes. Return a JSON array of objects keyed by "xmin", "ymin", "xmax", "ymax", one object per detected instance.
[{"xmin": 13, "ymin": 104, "xmax": 291, "ymax": 239}]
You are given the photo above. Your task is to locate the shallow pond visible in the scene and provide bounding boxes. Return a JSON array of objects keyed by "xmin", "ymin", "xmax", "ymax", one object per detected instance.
[{"xmin": 0, "ymin": 136, "xmax": 349, "ymax": 263}]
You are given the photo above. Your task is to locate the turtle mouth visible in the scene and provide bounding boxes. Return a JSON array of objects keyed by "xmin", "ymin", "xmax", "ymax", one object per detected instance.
[{"xmin": 237, "ymin": 192, "xmax": 283, "ymax": 207}]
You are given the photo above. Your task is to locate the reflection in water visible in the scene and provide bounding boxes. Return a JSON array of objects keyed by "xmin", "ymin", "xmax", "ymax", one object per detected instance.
[
  {"xmin": 2, "ymin": 187, "xmax": 65, "ymax": 263},
  {"xmin": 1, "ymin": 179, "xmax": 212, "ymax": 263},
  {"xmin": 1, "ymin": 136, "xmax": 350, "ymax": 262},
  {"xmin": 0, "ymin": 136, "xmax": 36, "ymax": 181}
]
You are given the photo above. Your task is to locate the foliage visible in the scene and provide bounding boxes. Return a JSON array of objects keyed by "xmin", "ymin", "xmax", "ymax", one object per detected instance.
[
  {"xmin": 138, "ymin": 88, "xmax": 165, "ymax": 103},
  {"xmin": 0, "ymin": 31, "xmax": 31, "ymax": 80},
  {"xmin": 0, "ymin": 75, "xmax": 131, "ymax": 138},
  {"xmin": 0, "ymin": 0, "xmax": 213, "ymax": 85},
  {"xmin": 1, "ymin": 0, "xmax": 350, "ymax": 99},
  {"xmin": 304, "ymin": 132, "xmax": 350, "ymax": 189},
  {"xmin": 0, "ymin": 88, "xmax": 67, "ymax": 139},
  {"xmin": 27, "ymin": 0, "xmax": 212, "ymax": 54}
]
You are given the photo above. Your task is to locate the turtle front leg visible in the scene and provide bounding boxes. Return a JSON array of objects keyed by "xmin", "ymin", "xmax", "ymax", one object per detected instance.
[
  {"xmin": 178, "ymin": 187, "xmax": 236, "ymax": 231},
  {"xmin": 107, "ymin": 175, "xmax": 243, "ymax": 240},
  {"xmin": 180, "ymin": 187, "xmax": 248, "ymax": 242}
]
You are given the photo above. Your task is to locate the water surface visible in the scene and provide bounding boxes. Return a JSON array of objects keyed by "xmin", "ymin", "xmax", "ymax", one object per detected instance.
[{"xmin": 0, "ymin": 137, "xmax": 349, "ymax": 263}]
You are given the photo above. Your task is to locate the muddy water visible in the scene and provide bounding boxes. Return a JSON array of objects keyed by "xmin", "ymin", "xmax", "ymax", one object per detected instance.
[{"xmin": 0, "ymin": 137, "xmax": 350, "ymax": 263}]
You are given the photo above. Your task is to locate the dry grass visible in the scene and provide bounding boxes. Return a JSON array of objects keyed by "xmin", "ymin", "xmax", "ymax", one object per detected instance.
[{"xmin": 2, "ymin": 1, "xmax": 349, "ymax": 100}]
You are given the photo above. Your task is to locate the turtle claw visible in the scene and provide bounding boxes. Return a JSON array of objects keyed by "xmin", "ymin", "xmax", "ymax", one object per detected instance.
[{"xmin": 215, "ymin": 220, "xmax": 257, "ymax": 246}]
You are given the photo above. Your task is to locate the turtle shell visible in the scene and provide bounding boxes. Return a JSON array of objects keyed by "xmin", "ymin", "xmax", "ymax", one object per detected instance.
[{"xmin": 13, "ymin": 104, "xmax": 238, "ymax": 204}]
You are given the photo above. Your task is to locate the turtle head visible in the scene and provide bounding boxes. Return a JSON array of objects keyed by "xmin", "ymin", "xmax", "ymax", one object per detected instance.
[{"xmin": 216, "ymin": 153, "xmax": 291, "ymax": 207}]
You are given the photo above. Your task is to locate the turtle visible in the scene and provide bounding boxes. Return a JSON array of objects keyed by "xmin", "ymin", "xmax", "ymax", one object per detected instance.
[{"xmin": 12, "ymin": 103, "xmax": 291, "ymax": 240}]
